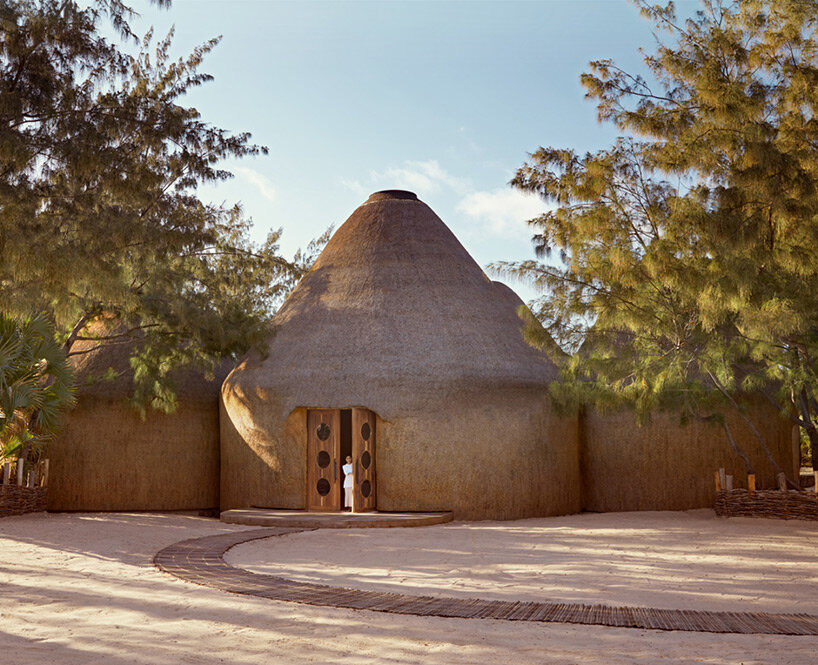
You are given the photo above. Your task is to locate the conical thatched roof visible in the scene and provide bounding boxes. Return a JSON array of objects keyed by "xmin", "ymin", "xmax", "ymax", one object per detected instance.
[{"xmin": 225, "ymin": 190, "xmax": 558, "ymax": 418}]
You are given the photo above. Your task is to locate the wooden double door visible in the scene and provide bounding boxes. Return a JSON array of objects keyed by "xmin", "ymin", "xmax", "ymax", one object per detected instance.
[{"xmin": 306, "ymin": 408, "xmax": 376, "ymax": 512}]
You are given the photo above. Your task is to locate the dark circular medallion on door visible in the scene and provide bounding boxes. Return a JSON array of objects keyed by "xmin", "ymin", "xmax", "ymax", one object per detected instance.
[
  {"xmin": 316, "ymin": 478, "xmax": 331, "ymax": 496},
  {"xmin": 361, "ymin": 479, "xmax": 372, "ymax": 498},
  {"xmin": 361, "ymin": 422, "xmax": 371, "ymax": 440},
  {"xmin": 317, "ymin": 423, "xmax": 331, "ymax": 441},
  {"xmin": 317, "ymin": 450, "xmax": 331, "ymax": 468},
  {"xmin": 361, "ymin": 450, "xmax": 371, "ymax": 469}
]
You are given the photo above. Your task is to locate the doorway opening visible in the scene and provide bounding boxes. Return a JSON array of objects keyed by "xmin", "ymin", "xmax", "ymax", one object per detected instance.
[
  {"xmin": 340, "ymin": 409, "xmax": 352, "ymax": 468},
  {"xmin": 306, "ymin": 407, "xmax": 376, "ymax": 512}
]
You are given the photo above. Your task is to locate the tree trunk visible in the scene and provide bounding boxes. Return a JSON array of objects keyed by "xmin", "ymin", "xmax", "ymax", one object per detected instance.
[
  {"xmin": 797, "ymin": 389, "xmax": 818, "ymax": 473},
  {"xmin": 707, "ymin": 373, "xmax": 798, "ymax": 489},
  {"xmin": 721, "ymin": 421, "xmax": 755, "ymax": 475}
]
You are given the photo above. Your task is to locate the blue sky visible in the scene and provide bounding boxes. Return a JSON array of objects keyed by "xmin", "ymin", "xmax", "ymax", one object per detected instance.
[{"xmin": 128, "ymin": 0, "xmax": 668, "ymax": 301}]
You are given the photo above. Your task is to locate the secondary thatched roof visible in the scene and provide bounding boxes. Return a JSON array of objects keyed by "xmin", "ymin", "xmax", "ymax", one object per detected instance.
[
  {"xmin": 225, "ymin": 190, "xmax": 560, "ymax": 419},
  {"xmin": 69, "ymin": 327, "xmax": 230, "ymax": 404}
]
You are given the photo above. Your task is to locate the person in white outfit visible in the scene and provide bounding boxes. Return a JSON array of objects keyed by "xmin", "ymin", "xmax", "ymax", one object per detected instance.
[{"xmin": 342, "ymin": 455, "xmax": 354, "ymax": 511}]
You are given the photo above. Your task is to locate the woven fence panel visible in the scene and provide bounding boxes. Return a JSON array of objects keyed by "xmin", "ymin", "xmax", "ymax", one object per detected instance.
[
  {"xmin": 0, "ymin": 486, "xmax": 46, "ymax": 517},
  {"xmin": 715, "ymin": 489, "xmax": 818, "ymax": 520}
]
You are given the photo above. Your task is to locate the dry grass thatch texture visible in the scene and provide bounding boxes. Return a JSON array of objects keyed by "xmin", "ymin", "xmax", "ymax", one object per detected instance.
[
  {"xmin": 581, "ymin": 404, "xmax": 797, "ymax": 512},
  {"xmin": 48, "ymin": 396, "xmax": 220, "ymax": 511},
  {"xmin": 48, "ymin": 336, "xmax": 229, "ymax": 511},
  {"xmin": 373, "ymin": 389, "xmax": 580, "ymax": 520},
  {"xmin": 220, "ymin": 402, "xmax": 307, "ymax": 512},
  {"xmin": 225, "ymin": 191, "xmax": 560, "ymax": 423},
  {"xmin": 221, "ymin": 390, "xmax": 581, "ymax": 521},
  {"xmin": 69, "ymin": 328, "xmax": 229, "ymax": 403},
  {"xmin": 221, "ymin": 191, "xmax": 575, "ymax": 519}
]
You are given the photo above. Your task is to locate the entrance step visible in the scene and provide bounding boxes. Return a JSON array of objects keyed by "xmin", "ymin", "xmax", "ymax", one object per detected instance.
[{"xmin": 220, "ymin": 509, "xmax": 453, "ymax": 528}]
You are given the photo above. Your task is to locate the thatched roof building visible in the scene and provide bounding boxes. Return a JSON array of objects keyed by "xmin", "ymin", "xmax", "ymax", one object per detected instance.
[
  {"xmin": 221, "ymin": 190, "xmax": 580, "ymax": 520},
  {"xmin": 49, "ymin": 191, "xmax": 797, "ymax": 519},
  {"xmin": 48, "ymin": 334, "xmax": 227, "ymax": 512}
]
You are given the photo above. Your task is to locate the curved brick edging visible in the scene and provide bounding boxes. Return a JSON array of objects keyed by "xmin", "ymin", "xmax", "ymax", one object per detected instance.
[{"xmin": 154, "ymin": 528, "xmax": 818, "ymax": 635}]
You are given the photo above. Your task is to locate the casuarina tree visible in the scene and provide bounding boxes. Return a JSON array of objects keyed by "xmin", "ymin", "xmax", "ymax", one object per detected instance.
[
  {"xmin": 0, "ymin": 1, "xmax": 309, "ymax": 413},
  {"xmin": 498, "ymin": 0, "xmax": 818, "ymax": 485}
]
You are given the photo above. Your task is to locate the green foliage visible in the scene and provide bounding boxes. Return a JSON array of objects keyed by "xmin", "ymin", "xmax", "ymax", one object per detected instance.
[
  {"xmin": 0, "ymin": 1, "xmax": 314, "ymax": 410},
  {"xmin": 0, "ymin": 312, "xmax": 74, "ymax": 459},
  {"xmin": 500, "ymin": 0, "xmax": 818, "ymax": 479}
]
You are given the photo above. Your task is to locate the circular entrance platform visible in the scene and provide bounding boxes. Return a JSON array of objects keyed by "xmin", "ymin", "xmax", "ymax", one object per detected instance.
[{"xmin": 219, "ymin": 509, "xmax": 453, "ymax": 528}]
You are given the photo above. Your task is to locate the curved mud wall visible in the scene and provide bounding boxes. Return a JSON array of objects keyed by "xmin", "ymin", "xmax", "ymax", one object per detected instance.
[
  {"xmin": 220, "ymin": 395, "xmax": 308, "ymax": 512},
  {"xmin": 374, "ymin": 389, "xmax": 580, "ymax": 520},
  {"xmin": 220, "ymin": 384, "xmax": 580, "ymax": 521}
]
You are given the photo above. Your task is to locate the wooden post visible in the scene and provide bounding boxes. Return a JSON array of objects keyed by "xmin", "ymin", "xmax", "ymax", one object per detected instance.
[
  {"xmin": 714, "ymin": 470, "xmax": 722, "ymax": 491},
  {"xmin": 776, "ymin": 472, "xmax": 787, "ymax": 491},
  {"xmin": 747, "ymin": 474, "xmax": 755, "ymax": 494},
  {"xmin": 2, "ymin": 462, "xmax": 9, "ymax": 485},
  {"xmin": 725, "ymin": 475, "xmax": 733, "ymax": 491},
  {"xmin": 16, "ymin": 459, "xmax": 24, "ymax": 486},
  {"xmin": 27, "ymin": 470, "xmax": 35, "ymax": 488},
  {"xmin": 40, "ymin": 459, "xmax": 49, "ymax": 488},
  {"xmin": 718, "ymin": 467, "xmax": 726, "ymax": 490},
  {"xmin": 814, "ymin": 470, "xmax": 818, "ymax": 494}
]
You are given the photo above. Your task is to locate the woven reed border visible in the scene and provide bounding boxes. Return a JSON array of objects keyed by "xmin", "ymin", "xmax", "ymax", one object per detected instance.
[
  {"xmin": 715, "ymin": 489, "xmax": 818, "ymax": 520},
  {"xmin": 0, "ymin": 486, "xmax": 46, "ymax": 517},
  {"xmin": 154, "ymin": 528, "xmax": 818, "ymax": 635}
]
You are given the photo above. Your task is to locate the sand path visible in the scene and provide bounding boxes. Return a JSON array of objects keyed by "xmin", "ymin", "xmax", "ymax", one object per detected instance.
[{"xmin": 0, "ymin": 510, "xmax": 816, "ymax": 664}]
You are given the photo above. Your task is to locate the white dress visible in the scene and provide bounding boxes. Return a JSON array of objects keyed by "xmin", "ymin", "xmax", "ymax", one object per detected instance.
[{"xmin": 342, "ymin": 462, "xmax": 353, "ymax": 508}]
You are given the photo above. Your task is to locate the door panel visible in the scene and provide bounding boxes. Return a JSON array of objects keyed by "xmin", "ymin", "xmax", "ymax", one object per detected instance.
[
  {"xmin": 352, "ymin": 408, "xmax": 376, "ymax": 511},
  {"xmin": 307, "ymin": 409, "xmax": 340, "ymax": 511}
]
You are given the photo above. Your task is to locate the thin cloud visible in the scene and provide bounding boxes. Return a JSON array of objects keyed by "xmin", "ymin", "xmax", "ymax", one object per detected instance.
[
  {"xmin": 341, "ymin": 159, "xmax": 471, "ymax": 196},
  {"xmin": 381, "ymin": 160, "xmax": 471, "ymax": 195},
  {"xmin": 338, "ymin": 177, "xmax": 367, "ymax": 197},
  {"xmin": 338, "ymin": 160, "xmax": 546, "ymax": 238},
  {"xmin": 457, "ymin": 188, "xmax": 549, "ymax": 236},
  {"xmin": 235, "ymin": 167, "xmax": 277, "ymax": 203}
]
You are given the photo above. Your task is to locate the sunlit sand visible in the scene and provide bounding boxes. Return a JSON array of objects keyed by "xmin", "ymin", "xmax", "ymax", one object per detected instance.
[
  {"xmin": 228, "ymin": 509, "xmax": 818, "ymax": 614},
  {"xmin": 1, "ymin": 510, "xmax": 816, "ymax": 664}
]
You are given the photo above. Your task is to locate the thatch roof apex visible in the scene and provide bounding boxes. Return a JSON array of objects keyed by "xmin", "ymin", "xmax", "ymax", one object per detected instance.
[{"xmin": 365, "ymin": 189, "xmax": 418, "ymax": 202}]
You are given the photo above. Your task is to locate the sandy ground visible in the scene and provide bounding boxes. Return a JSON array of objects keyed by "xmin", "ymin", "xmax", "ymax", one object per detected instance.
[
  {"xmin": 0, "ymin": 510, "xmax": 815, "ymax": 665},
  {"xmin": 228, "ymin": 509, "xmax": 818, "ymax": 614}
]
